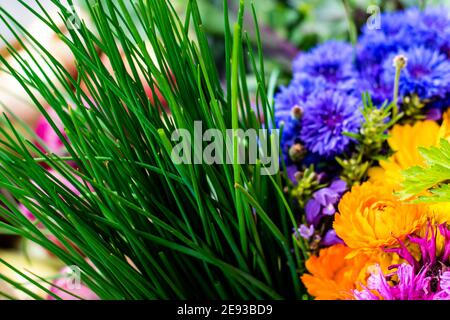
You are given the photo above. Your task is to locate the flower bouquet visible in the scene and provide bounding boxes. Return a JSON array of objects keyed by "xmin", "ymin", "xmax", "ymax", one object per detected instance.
[
  {"xmin": 276, "ymin": 6, "xmax": 450, "ymax": 300},
  {"xmin": 0, "ymin": 0, "xmax": 449, "ymax": 301}
]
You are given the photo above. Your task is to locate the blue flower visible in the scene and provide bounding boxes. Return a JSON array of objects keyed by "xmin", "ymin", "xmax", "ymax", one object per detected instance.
[
  {"xmin": 429, "ymin": 93, "xmax": 450, "ymax": 111},
  {"xmin": 293, "ymin": 41, "xmax": 357, "ymax": 91},
  {"xmin": 357, "ymin": 72, "xmax": 392, "ymax": 105},
  {"xmin": 383, "ymin": 47, "xmax": 450, "ymax": 100},
  {"xmin": 300, "ymin": 90, "xmax": 362, "ymax": 158},
  {"xmin": 274, "ymin": 76, "xmax": 327, "ymax": 155},
  {"xmin": 408, "ymin": 7, "xmax": 450, "ymax": 55},
  {"xmin": 357, "ymin": 8, "xmax": 450, "ymax": 76},
  {"xmin": 359, "ymin": 7, "xmax": 450, "ymax": 50},
  {"xmin": 274, "ymin": 75, "xmax": 325, "ymax": 125},
  {"xmin": 357, "ymin": 33, "xmax": 399, "ymax": 76},
  {"xmin": 357, "ymin": 10, "xmax": 413, "ymax": 69},
  {"xmin": 360, "ymin": 9, "xmax": 415, "ymax": 37}
]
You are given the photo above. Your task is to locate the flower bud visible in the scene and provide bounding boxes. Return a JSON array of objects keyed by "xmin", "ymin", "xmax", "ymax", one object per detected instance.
[
  {"xmin": 291, "ymin": 105, "xmax": 304, "ymax": 120},
  {"xmin": 294, "ymin": 171, "xmax": 304, "ymax": 181},
  {"xmin": 289, "ymin": 143, "xmax": 307, "ymax": 162},
  {"xmin": 393, "ymin": 54, "xmax": 408, "ymax": 69}
]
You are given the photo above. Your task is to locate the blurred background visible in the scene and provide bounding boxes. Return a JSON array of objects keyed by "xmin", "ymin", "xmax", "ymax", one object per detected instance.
[{"xmin": 0, "ymin": 0, "xmax": 449, "ymax": 299}]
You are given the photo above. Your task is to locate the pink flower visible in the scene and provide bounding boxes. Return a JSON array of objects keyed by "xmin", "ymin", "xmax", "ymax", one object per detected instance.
[
  {"xmin": 35, "ymin": 108, "xmax": 68, "ymax": 156},
  {"xmin": 47, "ymin": 266, "xmax": 99, "ymax": 300},
  {"xmin": 354, "ymin": 223, "xmax": 450, "ymax": 300},
  {"xmin": 19, "ymin": 168, "xmax": 82, "ymax": 221},
  {"xmin": 354, "ymin": 263, "xmax": 449, "ymax": 300},
  {"xmin": 434, "ymin": 272, "xmax": 450, "ymax": 300}
]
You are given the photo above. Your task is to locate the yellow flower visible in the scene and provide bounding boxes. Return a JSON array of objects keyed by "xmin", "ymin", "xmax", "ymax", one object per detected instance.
[
  {"xmin": 368, "ymin": 112, "xmax": 450, "ymax": 227},
  {"xmin": 426, "ymin": 203, "xmax": 450, "ymax": 225},
  {"xmin": 421, "ymin": 205, "xmax": 450, "ymax": 255},
  {"xmin": 439, "ymin": 109, "xmax": 450, "ymax": 139},
  {"xmin": 370, "ymin": 111, "xmax": 450, "ymax": 189},
  {"xmin": 368, "ymin": 120, "xmax": 441, "ymax": 188},
  {"xmin": 334, "ymin": 182, "xmax": 425, "ymax": 252},
  {"xmin": 301, "ymin": 244, "xmax": 398, "ymax": 300}
]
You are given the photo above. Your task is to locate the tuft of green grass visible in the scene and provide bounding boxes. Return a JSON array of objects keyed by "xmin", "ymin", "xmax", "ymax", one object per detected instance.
[{"xmin": 0, "ymin": 0, "xmax": 307, "ymax": 299}]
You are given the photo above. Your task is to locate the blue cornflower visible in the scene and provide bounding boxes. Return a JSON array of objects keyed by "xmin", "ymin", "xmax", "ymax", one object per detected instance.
[
  {"xmin": 274, "ymin": 76, "xmax": 326, "ymax": 154},
  {"xmin": 293, "ymin": 41, "xmax": 357, "ymax": 91},
  {"xmin": 383, "ymin": 47, "xmax": 450, "ymax": 100},
  {"xmin": 429, "ymin": 93, "xmax": 450, "ymax": 111},
  {"xmin": 357, "ymin": 8, "xmax": 450, "ymax": 75},
  {"xmin": 362, "ymin": 9, "xmax": 413, "ymax": 36},
  {"xmin": 274, "ymin": 75, "xmax": 325, "ymax": 125},
  {"xmin": 357, "ymin": 71, "xmax": 392, "ymax": 105},
  {"xmin": 357, "ymin": 10, "xmax": 413, "ymax": 68},
  {"xmin": 300, "ymin": 90, "xmax": 362, "ymax": 158},
  {"xmin": 407, "ymin": 7, "xmax": 450, "ymax": 54}
]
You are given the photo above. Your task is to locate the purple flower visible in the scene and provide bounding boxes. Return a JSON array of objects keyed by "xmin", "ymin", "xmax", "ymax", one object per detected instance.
[
  {"xmin": 426, "ymin": 108, "xmax": 443, "ymax": 121},
  {"xmin": 300, "ymin": 90, "xmax": 362, "ymax": 158},
  {"xmin": 293, "ymin": 41, "xmax": 357, "ymax": 91},
  {"xmin": 297, "ymin": 224, "xmax": 315, "ymax": 240},
  {"xmin": 357, "ymin": 32, "xmax": 398, "ymax": 74},
  {"xmin": 302, "ymin": 180, "xmax": 347, "ymax": 248},
  {"xmin": 305, "ymin": 179, "xmax": 347, "ymax": 227},
  {"xmin": 357, "ymin": 10, "xmax": 414, "ymax": 74},
  {"xmin": 356, "ymin": 7, "xmax": 450, "ymax": 104},
  {"xmin": 435, "ymin": 272, "xmax": 450, "ymax": 300},
  {"xmin": 358, "ymin": 7, "xmax": 450, "ymax": 65},
  {"xmin": 274, "ymin": 75, "xmax": 326, "ymax": 125},
  {"xmin": 366, "ymin": 223, "xmax": 450, "ymax": 300},
  {"xmin": 382, "ymin": 47, "xmax": 450, "ymax": 100},
  {"xmin": 321, "ymin": 229, "xmax": 344, "ymax": 247},
  {"xmin": 353, "ymin": 264, "xmax": 450, "ymax": 300},
  {"xmin": 356, "ymin": 70, "xmax": 392, "ymax": 105},
  {"xmin": 402, "ymin": 7, "xmax": 450, "ymax": 55},
  {"xmin": 385, "ymin": 223, "xmax": 450, "ymax": 273},
  {"xmin": 305, "ymin": 198, "xmax": 321, "ymax": 227},
  {"xmin": 274, "ymin": 76, "xmax": 327, "ymax": 158},
  {"xmin": 328, "ymin": 179, "xmax": 347, "ymax": 193}
]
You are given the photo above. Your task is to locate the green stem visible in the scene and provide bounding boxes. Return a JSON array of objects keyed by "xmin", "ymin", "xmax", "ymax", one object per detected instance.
[
  {"xmin": 342, "ymin": 0, "xmax": 357, "ymax": 47},
  {"xmin": 420, "ymin": 0, "xmax": 427, "ymax": 11},
  {"xmin": 231, "ymin": 0, "xmax": 247, "ymax": 256},
  {"xmin": 393, "ymin": 65, "xmax": 402, "ymax": 118}
]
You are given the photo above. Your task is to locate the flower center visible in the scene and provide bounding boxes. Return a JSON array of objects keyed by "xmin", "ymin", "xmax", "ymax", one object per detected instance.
[
  {"xmin": 317, "ymin": 65, "xmax": 339, "ymax": 82},
  {"xmin": 426, "ymin": 263, "xmax": 443, "ymax": 293},
  {"xmin": 323, "ymin": 113, "xmax": 343, "ymax": 129},
  {"xmin": 409, "ymin": 64, "xmax": 430, "ymax": 78},
  {"xmin": 369, "ymin": 200, "xmax": 395, "ymax": 221}
]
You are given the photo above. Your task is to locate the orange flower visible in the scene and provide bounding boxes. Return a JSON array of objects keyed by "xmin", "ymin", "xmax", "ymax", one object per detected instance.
[
  {"xmin": 301, "ymin": 244, "xmax": 369, "ymax": 300},
  {"xmin": 334, "ymin": 182, "xmax": 425, "ymax": 252},
  {"xmin": 301, "ymin": 244, "xmax": 397, "ymax": 300}
]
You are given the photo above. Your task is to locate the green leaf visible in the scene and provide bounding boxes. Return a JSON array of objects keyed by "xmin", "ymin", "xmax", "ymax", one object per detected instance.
[{"xmin": 399, "ymin": 139, "xmax": 450, "ymax": 202}]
